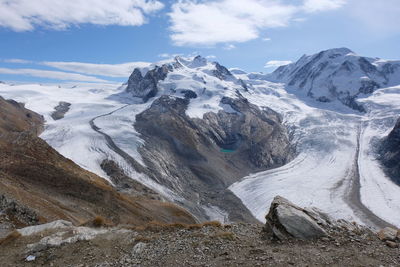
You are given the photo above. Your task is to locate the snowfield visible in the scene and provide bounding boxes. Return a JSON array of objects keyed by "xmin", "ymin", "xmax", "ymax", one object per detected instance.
[{"xmin": 1, "ymin": 56, "xmax": 400, "ymax": 228}]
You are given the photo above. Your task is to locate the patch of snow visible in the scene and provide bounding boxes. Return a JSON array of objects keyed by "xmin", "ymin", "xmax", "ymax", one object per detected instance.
[{"xmin": 18, "ymin": 220, "xmax": 73, "ymax": 236}]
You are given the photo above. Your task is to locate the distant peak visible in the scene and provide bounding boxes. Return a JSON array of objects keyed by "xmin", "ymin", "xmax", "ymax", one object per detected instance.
[
  {"xmin": 173, "ymin": 55, "xmax": 208, "ymax": 68},
  {"xmin": 322, "ymin": 47, "xmax": 354, "ymax": 55}
]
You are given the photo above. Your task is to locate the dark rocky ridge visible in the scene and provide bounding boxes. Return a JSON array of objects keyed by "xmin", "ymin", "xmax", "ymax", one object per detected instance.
[
  {"xmin": 126, "ymin": 65, "xmax": 172, "ymax": 102},
  {"xmin": 379, "ymin": 117, "xmax": 400, "ymax": 185},
  {"xmin": 133, "ymin": 94, "xmax": 293, "ymax": 222},
  {"xmin": 100, "ymin": 159, "xmax": 161, "ymax": 200},
  {"xmin": 51, "ymin": 101, "xmax": 71, "ymax": 120}
]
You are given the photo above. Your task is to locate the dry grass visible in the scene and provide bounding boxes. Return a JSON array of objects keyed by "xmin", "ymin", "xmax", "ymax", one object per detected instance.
[
  {"xmin": 0, "ymin": 231, "xmax": 21, "ymax": 246},
  {"xmin": 93, "ymin": 216, "xmax": 106, "ymax": 227},
  {"xmin": 202, "ymin": 221, "xmax": 222, "ymax": 228},
  {"xmin": 212, "ymin": 231, "xmax": 236, "ymax": 241}
]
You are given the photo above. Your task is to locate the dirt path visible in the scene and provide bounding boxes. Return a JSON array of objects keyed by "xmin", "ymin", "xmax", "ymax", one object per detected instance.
[{"xmin": 344, "ymin": 123, "xmax": 394, "ymax": 229}]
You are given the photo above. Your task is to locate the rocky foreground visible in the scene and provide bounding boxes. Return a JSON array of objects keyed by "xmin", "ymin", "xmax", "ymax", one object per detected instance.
[{"xmin": 0, "ymin": 196, "xmax": 399, "ymax": 267}]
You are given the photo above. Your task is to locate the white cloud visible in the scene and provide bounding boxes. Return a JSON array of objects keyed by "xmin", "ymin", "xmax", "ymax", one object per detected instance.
[
  {"xmin": 168, "ymin": 0, "xmax": 348, "ymax": 46},
  {"xmin": 0, "ymin": 0, "xmax": 164, "ymax": 31},
  {"xmin": 0, "ymin": 68, "xmax": 109, "ymax": 82},
  {"xmin": 41, "ymin": 61, "xmax": 151, "ymax": 77},
  {"xmin": 264, "ymin": 60, "xmax": 292, "ymax": 68},
  {"xmin": 302, "ymin": 0, "xmax": 346, "ymax": 13},
  {"xmin": 3, "ymin": 58, "xmax": 33, "ymax": 64},
  {"xmin": 169, "ymin": 0, "xmax": 297, "ymax": 46},
  {"xmin": 223, "ymin": 44, "xmax": 236, "ymax": 50}
]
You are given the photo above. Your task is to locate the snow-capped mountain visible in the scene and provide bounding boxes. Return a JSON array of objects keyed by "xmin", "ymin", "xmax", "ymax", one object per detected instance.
[
  {"xmin": 265, "ymin": 48, "xmax": 400, "ymax": 111},
  {"xmin": 1, "ymin": 49, "xmax": 400, "ymax": 229},
  {"xmin": 113, "ymin": 55, "xmax": 293, "ymax": 222}
]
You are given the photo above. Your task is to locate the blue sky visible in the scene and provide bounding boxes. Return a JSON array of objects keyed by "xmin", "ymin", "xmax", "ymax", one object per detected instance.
[{"xmin": 0, "ymin": 0, "xmax": 399, "ymax": 84}]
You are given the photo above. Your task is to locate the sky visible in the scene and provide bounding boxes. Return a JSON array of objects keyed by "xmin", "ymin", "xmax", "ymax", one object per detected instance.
[{"xmin": 0, "ymin": 0, "xmax": 399, "ymax": 84}]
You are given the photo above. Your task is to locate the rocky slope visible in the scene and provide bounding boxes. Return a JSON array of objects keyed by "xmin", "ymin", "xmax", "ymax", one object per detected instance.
[
  {"xmin": 265, "ymin": 48, "xmax": 400, "ymax": 111},
  {"xmin": 1, "ymin": 197, "xmax": 398, "ymax": 267},
  {"xmin": 0, "ymin": 96, "xmax": 195, "ymax": 237},
  {"xmin": 379, "ymin": 117, "xmax": 400, "ymax": 185}
]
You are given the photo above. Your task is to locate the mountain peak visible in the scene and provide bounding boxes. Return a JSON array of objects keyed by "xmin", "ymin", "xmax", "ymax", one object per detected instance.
[
  {"xmin": 266, "ymin": 48, "xmax": 400, "ymax": 111},
  {"xmin": 322, "ymin": 47, "xmax": 354, "ymax": 56}
]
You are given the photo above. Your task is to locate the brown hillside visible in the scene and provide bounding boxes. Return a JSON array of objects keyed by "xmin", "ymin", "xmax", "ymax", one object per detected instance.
[{"xmin": 0, "ymin": 96, "xmax": 195, "ymax": 229}]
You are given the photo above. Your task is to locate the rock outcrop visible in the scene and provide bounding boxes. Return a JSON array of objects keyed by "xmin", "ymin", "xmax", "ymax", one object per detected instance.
[
  {"xmin": 377, "ymin": 227, "xmax": 400, "ymax": 248},
  {"xmin": 126, "ymin": 65, "xmax": 172, "ymax": 102},
  {"xmin": 264, "ymin": 196, "xmax": 366, "ymax": 240},
  {"xmin": 379, "ymin": 117, "xmax": 400, "ymax": 185},
  {"xmin": 51, "ymin": 101, "xmax": 71, "ymax": 120}
]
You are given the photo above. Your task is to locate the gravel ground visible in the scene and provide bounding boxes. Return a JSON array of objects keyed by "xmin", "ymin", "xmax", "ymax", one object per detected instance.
[{"xmin": 0, "ymin": 222, "xmax": 399, "ymax": 267}]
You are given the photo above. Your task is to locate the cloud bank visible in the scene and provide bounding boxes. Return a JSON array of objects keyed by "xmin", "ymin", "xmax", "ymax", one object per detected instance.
[
  {"xmin": 0, "ymin": 67, "xmax": 109, "ymax": 82},
  {"xmin": 42, "ymin": 61, "xmax": 151, "ymax": 77},
  {"xmin": 168, "ymin": 0, "xmax": 347, "ymax": 46},
  {"xmin": 0, "ymin": 0, "xmax": 164, "ymax": 31}
]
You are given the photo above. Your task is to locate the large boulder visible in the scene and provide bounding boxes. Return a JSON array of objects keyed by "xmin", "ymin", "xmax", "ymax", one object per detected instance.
[
  {"xmin": 264, "ymin": 196, "xmax": 370, "ymax": 241},
  {"xmin": 264, "ymin": 196, "xmax": 328, "ymax": 240},
  {"xmin": 377, "ymin": 227, "xmax": 398, "ymax": 241}
]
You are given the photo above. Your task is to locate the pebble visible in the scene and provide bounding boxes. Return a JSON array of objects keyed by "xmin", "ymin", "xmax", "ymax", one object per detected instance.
[{"xmin": 385, "ymin": 241, "xmax": 399, "ymax": 248}]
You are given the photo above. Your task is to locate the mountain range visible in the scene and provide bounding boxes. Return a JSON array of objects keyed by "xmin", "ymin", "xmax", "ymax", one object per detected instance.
[{"xmin": 0, "ymin": 48, "xmax": 400, "ymax": 232}]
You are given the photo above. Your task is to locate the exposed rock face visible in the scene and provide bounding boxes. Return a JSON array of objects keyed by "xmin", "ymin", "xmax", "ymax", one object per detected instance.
[
  {"xmin": 100, "ymin": 159, "xmax": 161, "ymax": 200},
  {"xmin": 213, "ymin": 62, "xmax": 233, "ymax": 80},
  {"xmin": 126, "ymin": 65, "xmax": 172, "ymax": 102},
  {"xmin": 51, "ymin": 101, "xmax": 71, "ymax": 120},
  {"xmin": 134, "ymin": 95, "xmax": 293, "ymax": 222},
  {"xmin": 379, "ymin": 117, "xmax": 400, "ymax": 185},
  {"xmin": 266, "ymin": 48, "xmax": 400, "ymax": 111},
  {"xmin": 264, "ymin": 196, "xmax": 367, "ymax": 240},
  {"xmin": 264, "ymin": 196, "xmax": 327, "ymax": 240}
]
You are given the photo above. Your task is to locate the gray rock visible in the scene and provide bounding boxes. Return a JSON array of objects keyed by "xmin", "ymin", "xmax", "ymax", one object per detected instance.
[
  {"xmin": 377, "ymin": 227, "xmax": 398, "ymax": 241},
  {"xmin": 132, "ymin": 242, "xmax": 146, "ymax": 254},
  {"xmin": 126, "ymin": 65, "xmax": 172, "ymax": 102},
  {"xmin": 213, "ymin": 63, "xmax": 233, "ymax": 80},
  {"xmin": 264, "ymin": 196, "xmax": 327, "ymax": 240},
  {"xmin": 51, "ymin": 101, "xmax": 71, "ymax": 120},
  {"xmin": 378, "ymin": 117, "xmax": 400, "ymax": 185}
]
